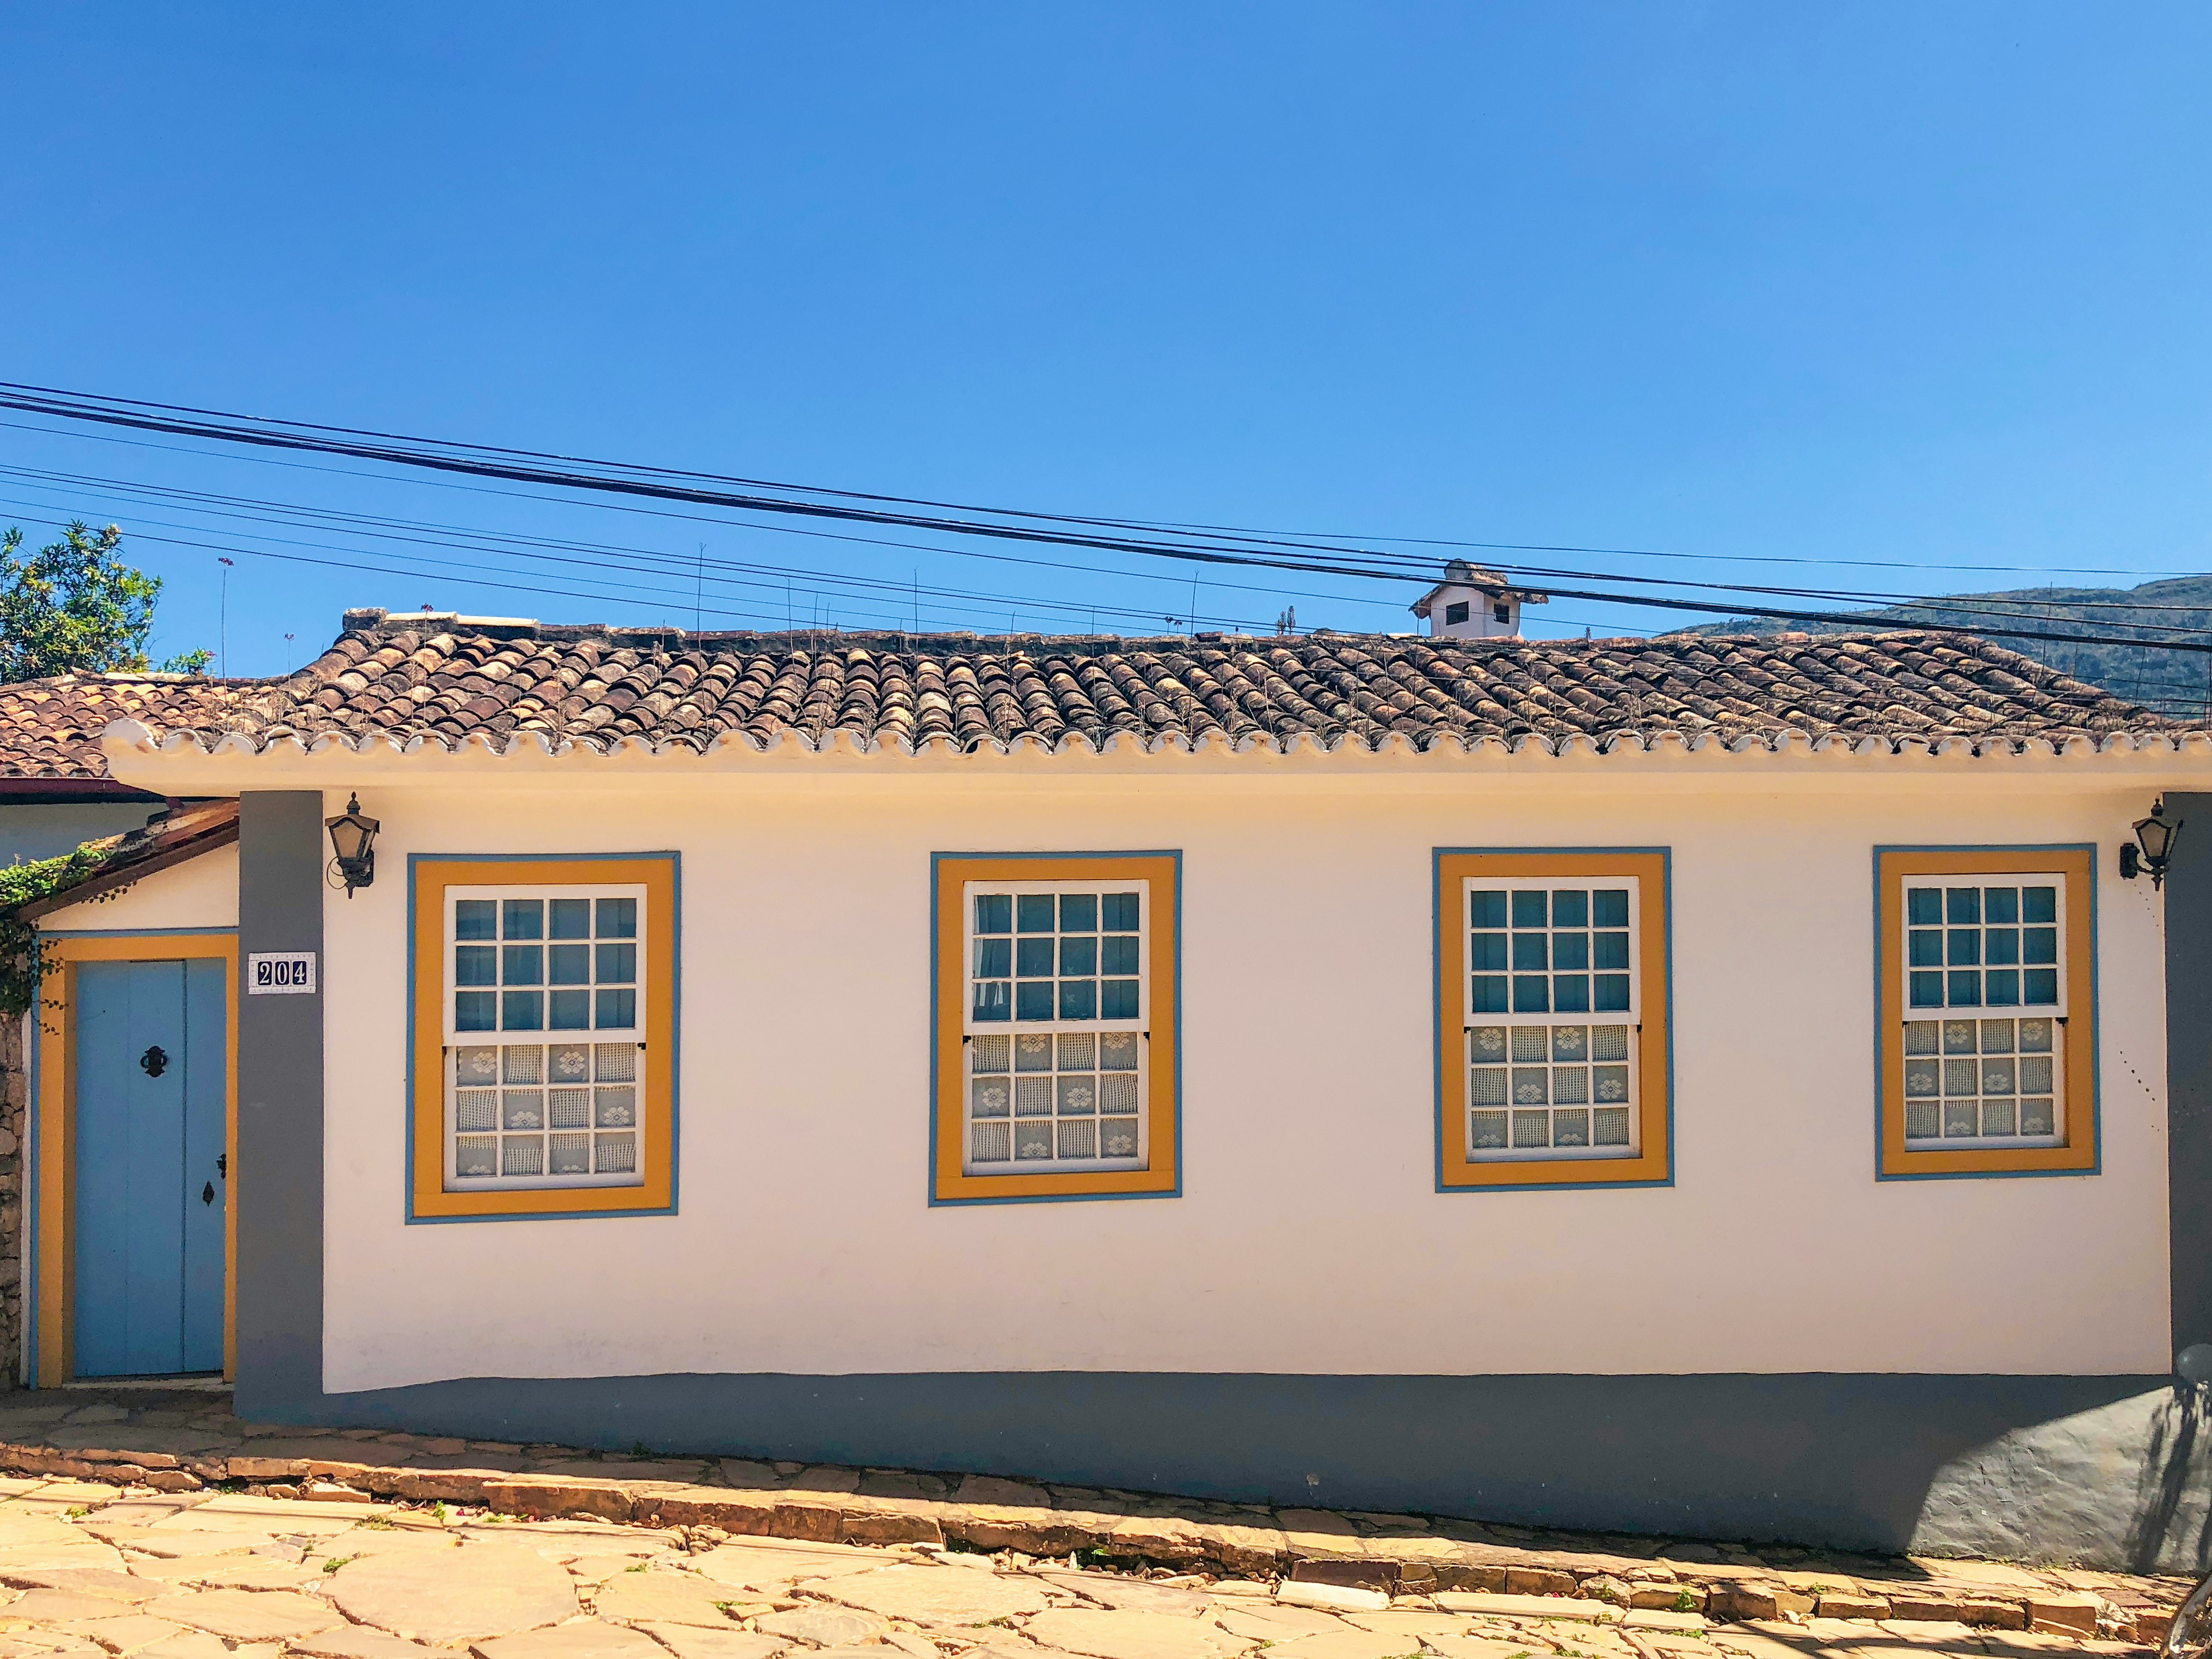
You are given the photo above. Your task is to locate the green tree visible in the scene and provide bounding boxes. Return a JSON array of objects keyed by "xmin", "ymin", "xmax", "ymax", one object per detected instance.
[{"xmin": 0, "ymin": 521, "xmax": 211, "ymax": 682}]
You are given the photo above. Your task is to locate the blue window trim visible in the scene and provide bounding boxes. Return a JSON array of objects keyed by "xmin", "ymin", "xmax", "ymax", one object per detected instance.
[
  {"xmin": 404, "ymin": 851, "xmax": 682, "ymax": 1224},
  {"xmin": 1871, "ymin": 843, "xmax": 2100, "ymax": 1182},
  {"xmin": 927, "ymin": 849, "xmax": 1185, "ymax": 1208},
  {"xmin": 1431, "ymin": 847, "xmax": 1676, "ymax": 1195}
]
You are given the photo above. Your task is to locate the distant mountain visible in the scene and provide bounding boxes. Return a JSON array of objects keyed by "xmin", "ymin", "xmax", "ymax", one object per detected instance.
[{"xmin": 1668, "ymin": 574, "xmax": 2212, "ymax": 719}]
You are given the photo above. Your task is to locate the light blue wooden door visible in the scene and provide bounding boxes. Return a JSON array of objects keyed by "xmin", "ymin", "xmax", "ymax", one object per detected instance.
[{"xmin": 74, "ymin": 960, "xmax": 227, "ymax": 1376}]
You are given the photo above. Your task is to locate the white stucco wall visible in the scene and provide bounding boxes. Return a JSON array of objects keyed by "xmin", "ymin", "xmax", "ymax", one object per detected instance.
[
  {"xmin": 37, "ymin": 844, "xmax": 239, "ymax": 934},
  {"xmin": 306, "ymin": 764, "xmax": 2176, "ymax": 1392}
]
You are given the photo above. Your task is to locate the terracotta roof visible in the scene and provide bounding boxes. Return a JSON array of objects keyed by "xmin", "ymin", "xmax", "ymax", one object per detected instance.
[
  {"xmin": 106, "ymin": 610, "xmax": 2201, "ymax": 760},
  {"xmin": 0, "ymin": 672, "xmax": 249, "ymax": 787},
  {"xmin": 14, "ymin": 800, "xmax": 240, "ymax": 920}
]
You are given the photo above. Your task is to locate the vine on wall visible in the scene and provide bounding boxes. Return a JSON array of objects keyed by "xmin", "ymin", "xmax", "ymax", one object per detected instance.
[{"xmin": 0, "ymin": 842, "xmax": 126, "ymax": 1020}]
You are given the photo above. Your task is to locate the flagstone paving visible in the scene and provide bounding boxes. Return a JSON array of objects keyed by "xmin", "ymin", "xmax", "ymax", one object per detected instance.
[{"xmin": 0, "ymin": 1387, "xmax": 2186, "ymax": 1659}]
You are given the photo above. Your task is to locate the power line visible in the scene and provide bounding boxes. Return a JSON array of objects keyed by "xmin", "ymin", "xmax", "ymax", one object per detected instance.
[
  {"xmin": 9, "ymin": 383, "xmax": 2212, "ymax": 656},
  {"xmin": 8, "ymin": 379, "xmax": 2193, "ymax": 583},
  {"xmin": 0, "ymin": 436, "xmax": 1429, "ymax": 619},
  {"xmin": 0, "ymin": 482, "xmax": 1277, "ymax": 636},
  {"xmin": 15, "ymin": 421, "xmax": 2207, "ymax": 642}
]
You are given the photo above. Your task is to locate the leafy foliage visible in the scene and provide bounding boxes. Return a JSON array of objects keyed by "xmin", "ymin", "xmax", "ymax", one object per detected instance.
[
  {"xmin": 0, "ymin": 522, "xmax": 211, "ymax": 682},
  {"xmin": 0, "ymin": 839, "xmax": 128, "ymax": 1020}
]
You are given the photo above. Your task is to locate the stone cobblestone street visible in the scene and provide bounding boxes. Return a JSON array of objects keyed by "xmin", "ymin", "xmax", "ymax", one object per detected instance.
[{"xmin": 0, "ymin": 1392, "xmax": 2185, "ymax": 1659}]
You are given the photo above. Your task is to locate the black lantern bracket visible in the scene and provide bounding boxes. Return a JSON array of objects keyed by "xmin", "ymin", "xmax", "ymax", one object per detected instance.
[
  {"xmin": 325, "ymin": 792, "xmax": 381, "ymax": 897},
  {"xmin": 2121, "ymin": 800, "xmax": 2182, "ymax": 891}
]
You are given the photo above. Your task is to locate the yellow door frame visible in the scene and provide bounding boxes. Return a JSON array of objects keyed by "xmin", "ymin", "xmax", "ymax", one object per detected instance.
[{"xmin": 33, "ymin": 933, "xmax": 240, "ymax": 1386}]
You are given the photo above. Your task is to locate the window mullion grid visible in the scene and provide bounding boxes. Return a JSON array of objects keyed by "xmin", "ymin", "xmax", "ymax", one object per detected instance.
[
  {"xmin": 1464, "ymin": 877, "xmax": 1639, "ymax": 1161},
  {"xmin": 1899, "ymin": 875, "xmax": 2066, "ymax": 1149},
  {"xmin": 963, "ymin": 881, "xmax": 1147, "ymax": 1173},
  {"xmin": 445, "ymin": 884, "xmax": 644, "ymax": 1191}
]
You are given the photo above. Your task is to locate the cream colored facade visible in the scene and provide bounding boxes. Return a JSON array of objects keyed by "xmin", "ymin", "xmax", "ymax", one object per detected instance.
[
  {"xmin": 99, "ymin": 731, "xmax": 2203, "ymax": 1396},
  {"xmin": 35, "ymin": 844, "xmax": 240, "ymax": 934}
]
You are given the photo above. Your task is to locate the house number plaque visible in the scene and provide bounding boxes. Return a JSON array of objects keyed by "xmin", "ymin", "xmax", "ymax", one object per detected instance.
[{"xmin": 247, "ymin": 952, "xmax": 318, "ymax": 995}]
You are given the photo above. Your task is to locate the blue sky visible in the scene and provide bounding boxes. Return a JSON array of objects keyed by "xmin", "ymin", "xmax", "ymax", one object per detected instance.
[{"xmin": 0, "ymin": 4, "xmax": 2205, "ymax": 674}]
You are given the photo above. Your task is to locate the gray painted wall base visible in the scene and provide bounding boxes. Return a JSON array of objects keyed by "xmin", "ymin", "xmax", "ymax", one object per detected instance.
[{"xmin": 249, "ymin": 1369, "xmax": 2210, "ymax": 1572}]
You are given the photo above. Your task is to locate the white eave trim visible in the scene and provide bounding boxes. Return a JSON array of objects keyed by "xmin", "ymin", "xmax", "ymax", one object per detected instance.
[{"xmin": 98, "ymin": 716, "xmax": 2212, "ymax": 791}]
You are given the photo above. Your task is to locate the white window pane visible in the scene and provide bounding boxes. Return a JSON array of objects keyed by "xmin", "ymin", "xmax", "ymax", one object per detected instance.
[
  {"xmin": 445, "ymin": 885, "xmax": 650, "ymax": 1191},
  {"xmin": 1463, "ymin": 881, "xmax": 1644, "ymax": 1165}
]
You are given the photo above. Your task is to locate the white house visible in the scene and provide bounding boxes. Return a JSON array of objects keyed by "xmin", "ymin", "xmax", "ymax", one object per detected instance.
[{"xmin": 18, "ymin": 606, "xmax": 2212, "ymax": 1569}]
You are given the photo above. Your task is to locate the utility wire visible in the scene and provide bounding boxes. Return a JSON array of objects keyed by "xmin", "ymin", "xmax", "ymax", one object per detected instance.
[
  {"xmin": 8, "ymin": 385, "xmax": 2212, "ymax": 655},
  {"xmin": 0, "ymin": 483, "xmax": 1275, "ymax": 636},
  {"xmin": 26, "ymin": 456, "xmax": 2212, "ymax": 650},
  {"xmin": 8, "ymin": 380, "xmax": 2194, "ymax": 584}
]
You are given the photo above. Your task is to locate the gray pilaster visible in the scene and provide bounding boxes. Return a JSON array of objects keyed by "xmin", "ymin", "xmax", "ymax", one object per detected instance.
[
  {"xmin": 2166, "ymin": 793, "xmax": 2212, "ymax": 1363},
  {"xmin": 234, "ymin": 791, "xmax": 325, "ymax": 1416}
]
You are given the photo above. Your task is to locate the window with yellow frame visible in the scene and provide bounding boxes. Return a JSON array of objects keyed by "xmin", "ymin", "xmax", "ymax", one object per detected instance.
[
  {"xmin": 1875, "ymin": 846, "xmax": 2097, "ymax": 1180},
  {"xmin": 1435, "ymin": 850, "xmax": 1672, "ymax": 1190},
  {"xmin": 410, "ymin": 854, "xmax": 678, "ymax": 1220},
  {"xmin": 931, "ymin": 852, "xmax": 1180, "ymax": 1204}
]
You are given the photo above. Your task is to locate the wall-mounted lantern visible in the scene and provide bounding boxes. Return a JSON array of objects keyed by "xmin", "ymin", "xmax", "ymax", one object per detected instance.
[
  {"xmin": 325, "ymin": 793, "xmax": 381, "ymax": 896},
  {"xmin": 2120, "ymin": 800, "xmax": 2181, "ymax": 890}
]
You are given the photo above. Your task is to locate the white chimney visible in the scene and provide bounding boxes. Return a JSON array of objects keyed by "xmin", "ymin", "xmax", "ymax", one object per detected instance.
[{"xmin": 1411, "ymin": 560, "xmax": 1546, "ymax": 640}]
